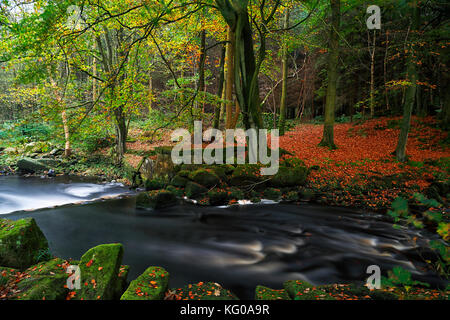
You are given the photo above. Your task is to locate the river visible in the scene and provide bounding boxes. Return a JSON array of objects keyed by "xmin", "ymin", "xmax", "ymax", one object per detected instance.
[{"xmin": 0, "ymin": 175, "xmax": 446, "ymax": 299}]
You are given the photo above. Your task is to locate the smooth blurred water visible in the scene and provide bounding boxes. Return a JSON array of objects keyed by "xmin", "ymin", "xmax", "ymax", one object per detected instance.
[
  {"xmin": 0, "ymin": 175, "xmax": 132, "ymax": 214},
  {"xmin": 1, "ymin": 176, "xmax": 447, "ymax": 299}
]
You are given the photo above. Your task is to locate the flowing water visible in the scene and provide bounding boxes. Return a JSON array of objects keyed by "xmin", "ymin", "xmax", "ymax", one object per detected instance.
[{"xmin": 0, "ymin": 176, "xmax": 447, "ymax": 299}]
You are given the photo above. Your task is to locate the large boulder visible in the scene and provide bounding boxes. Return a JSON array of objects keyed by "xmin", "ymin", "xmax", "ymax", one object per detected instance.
[
  {"xmin": 136, "ymin": 190, "xmax": 178, "ymax": 210},
  {"xmin": 230, "ymin": 164, "xmax": 262, "ymax": 187},
  {"xmin": 120, "ymin": 266, "xmax": 169, "ymax": 300},
  {"xmin": 169, "ymin": 282, "xmax": 239, "ymax": 300},
  {"xmin": 189, "ymin": 169, "xmax": 220, "ymax": 188},
  {"xmin": 141, "ymin": 153, "xmax": 176, "ymax": 182},
  {"xmin": 76, "ymin": 244, "xmax": 124, "ymax": 300},
  {"xmin": 270, "ymin": 166, "xmax": 308, "ymax": 187},
  {"xmin": 0, "ymin": 218, "xmax": 49, "ymax": 269},
  {"xmin": 185, "ymin": 181, "xmax": 208, "ymax": 198},
  {"xmin": 16, "ymin": 158, "xmax": 49, "ymax": 173},
  {"xmin": 9, "ymin": 258, "xmax": 71, "ymax": 300}
]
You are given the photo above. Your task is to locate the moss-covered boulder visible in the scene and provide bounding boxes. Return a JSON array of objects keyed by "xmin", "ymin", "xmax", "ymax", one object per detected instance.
[
  {"xmin": 169, "ymin": 282, "xmax": 239, "ymax": 300},
  {"xmin": 185, "ymin": 181, "xmax": 208, "ymax": 198},
  {"xmin": 207, "ymin": 190, "xmax": 229, "ymax": 206},
  {"xmin": 144, "ymin": 179, "xmax": 165, "ymax": 191},
  {"xmin": 270, "ymin": 166, "xmax": 308, "ymax": 187},
  {"xmin": 170, "ymin": 175, "xmax": 189, "ymax": 188},
  {"xmin": 76, "ymin": 244, "xmax": 124, "ymax": 300},
  {"xmin": 230, "ymin": 164, "xmax": 262, "ymax": 187},
  {"xmin": 120, "ymin": 266, "xmax": 169, "ymax": 300},
  {"xmin": 263, "ymin": 188, "xmax": 282, "ymax": 201},
  {"xmin": 11, "ymin": 258, "xmax": 71, "ymax": 300},
  {"xmin": 255, "ymin": 285, "xmax": 291, "ymax": 300},
  {"xmin": 16, "ymin": 158, "xmax": 49, "ymax": 173},
  {"xmin": 189, "ymin": 169, "xmax": 221, "ymax": 188},
  {"xmin": 0, "ymin": 218, "xmax": 49, "ymax": 269},
  {"xmin": 136, "ymin": 190, "xmax": 178, "ymax": 210}
]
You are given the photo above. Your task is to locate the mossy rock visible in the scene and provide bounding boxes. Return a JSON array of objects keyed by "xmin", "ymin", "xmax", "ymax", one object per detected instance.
[
  {"xmin": 284, "ymin": 280, "xmax": 399, "ymax": 300},
  {"xmin": 145, "ymin": 179, "xmax": 166, "ymax": 191},
  {"xmin": 263, "ymin": 188, "xmax": 282, "ymax": 201},
  {"xmin": 284, "ymin": 191, "xmax": 300, "ymax": 202},
  {"xmin": 255, "ymin": 285, "xmax": 291, "ymax": 300},
  {"xmin": 300, "ymin": 188, "xmax": 315, "ymax": 201},
  {"xmin": 114, "ymin": 265, "xmax": 130, "ymax": 299},
  {"xmin": 136, "ymin": 190, "xmax": 178, "ymax": 210},
  {"xmin": 16, "ymin": 158, "xmax": 49, "ymax": 173},
  {"xmin": 177, "ymin": 170, "xmax": 191, "ymax": 178},
  {"xmin": 170, "ymin": 175, "xmax": 189, "ymax": 188},
  {"xmin": 0, "ymin": 218, "xmax": 49, "ymax": 269},
  {"xmin": 189, "ymin": 169, "xmax": 220, "ymax": 188},
  {"xmin": 185, "ymin": 181, "xmax": 208, "ymax": 198},
  {"xmin": 230, "ymin": 164, "xmax": 262, "ymax": 187},
  {"xmin": 11, "ymin": 258, "xmax": 71, "ymax": 300},
  {"xmin": 208, "ymin": 190, "xmax": 229, "ymax": 206},
  {"xmin": 270, "ymin": 166, "xmax": 308, "ymax": 187},
  {"xmin": 283, "ymin": 280, "xmax": 336, "ymax": 300},
  {"xmin": 76, "ymin": 244, "xmax": 124, "ymax": 300},
  {"xmin": 170, "ymin": 282, "xmax": 239, "ymax": 300},
  {"xmin": 120, "ymin": 266, "xmax": 169, "ymax": 300}
]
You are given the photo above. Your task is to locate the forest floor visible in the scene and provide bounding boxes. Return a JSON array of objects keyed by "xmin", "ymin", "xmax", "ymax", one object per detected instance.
[{"xmin": 125, "ymin": 115, "xmax": 449, "ymax": 210}]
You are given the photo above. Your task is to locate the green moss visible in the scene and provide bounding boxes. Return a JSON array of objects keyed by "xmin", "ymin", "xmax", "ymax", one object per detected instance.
[
  {"xmin": 255, "ymin": 285, "xmax": 291, "ymax": 300},
  {"xmin": 185, "ymin": 181, "xmax": 208, "ymax": 198},
  {"xmin": 189, "ymin": 169, "xmax": 220, "ymax": 188},
  {"xmin": 270, "ymin": 166, "xmax": 308, "ymax": 187},
  {"xmin": 171, "ymin": 282, "xmax": 239, "ymax": 300},
  {"xmin": 170, "ymin": 175, "xmax": 189, "ymax": 188},
  {"xmin": 208, "ymin": 190, "xmax": 229, "ymax": 206},
  {"xmin": 0, "ymin": 218, "xmax": 49, "ymax": 269},
  {"xmin": 281, "ymin": 158, "xmax": 306, "ymax": 168},
  {"xmin": 12, "ymin": 258, "xmax": 70, "ymax": 300},
  {"xmin": 230, "ymin": 164, "xmax": 262, "ymax": 187},
  {"xmin": 77, "ymin": 244, "xmax": 124, "ymax": 300},
  {"xmin": 136, "ymin": 190, "xmax": 178, "ymax": 209},
  {"xmin": 114, "ymin": 265, "xmax": 130, "ymax": 299},
  {"xmin": 120, "ymin": 266, "xmax": 169, "ymax": 300},
  {"xmin": 263, "ymin": 188, "xmax": 282, "ymax": 201},
  {"xmin": 177, "ymin": 170, "xmax": 191, "ymax": 178},
  {"xmin": 145, "ymin": 179, "xmax": 166, "ymax": 191}
]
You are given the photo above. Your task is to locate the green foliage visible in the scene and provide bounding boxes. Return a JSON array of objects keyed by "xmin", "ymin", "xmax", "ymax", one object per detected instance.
[{"xmin": 381, "ymin": 267, "xmax": 429, "ymax": 289}]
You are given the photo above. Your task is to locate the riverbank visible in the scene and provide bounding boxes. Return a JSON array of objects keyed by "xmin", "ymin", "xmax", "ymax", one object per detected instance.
[{"xmin": 1, "ymin": 217, "xmax": 448, "ymax": 300}]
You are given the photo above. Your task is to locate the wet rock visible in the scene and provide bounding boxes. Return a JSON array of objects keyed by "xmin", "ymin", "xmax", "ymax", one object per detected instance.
[
  {"xmin": 0, "ymin": 218, "xmax": 49, "ymax": 269},
  {"xmin": 120, "ymin": 266, "xmax": 169, "ymax": 300},
  {"xmin": 136, "ymin": 190, "xmax": 178, "ymax": 209}
]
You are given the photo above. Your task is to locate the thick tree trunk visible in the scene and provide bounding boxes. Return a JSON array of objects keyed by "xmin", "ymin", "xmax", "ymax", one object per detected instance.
[
  {"xmin": 278, "ymin": 8, "xmax": 290, "ymax": 136},
  {"xmin": 369, "ymin": 30, "xmax": 376, "ymax": 118},
  {"xmin": 319, "ymin": 0, "xmax": 340, "ymax": 149}
]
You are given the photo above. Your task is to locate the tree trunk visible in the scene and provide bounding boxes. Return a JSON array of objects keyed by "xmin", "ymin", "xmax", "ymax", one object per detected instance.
[
  {"xmin": 278, "ymin": 8, "xmax": 290, "ymax": 136},
  {"xmin": 214, "ymin": 44, "xmax": 226, "ymax": 129},
  {"xmin": 395, "ymin": 0, "xmax": 420, "ymax": 162},
  {"xmin": 225, "ymin": 26, "xmax": 235, "ymax": 129},
  {"xmin": 319, "ymin": 0, "xmax": 340, "ymax": 149},
  {"xmin": 369, "ymin": 30, "xmax": 376, "ymax": 118}
]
